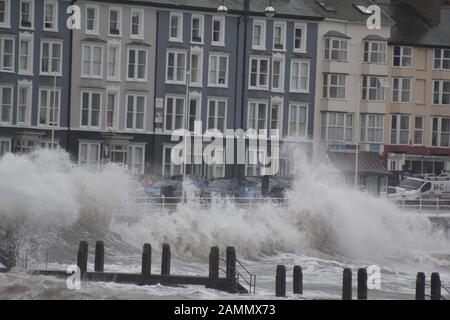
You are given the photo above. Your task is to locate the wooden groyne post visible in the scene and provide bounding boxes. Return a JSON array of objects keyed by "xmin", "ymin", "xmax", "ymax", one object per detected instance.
[
  {"xmin": 141, "ymin": 243, "xmax": 152, "ymax": 277},
  {"xmin": 415, "ymin": 272, "xmax": 425, "ymax": 300},
  {"xmin": 209, "ymin": 246, "xmax": 219, "ymax": 281},
  {"xmin": 226, "ymin": 247, "xmax": 236, "ymax": 283},
  {"xmin": 430, "ymin": 272, "xmax": 441, "ymax": 300},
  {"xmin": 357, "ymin": 268, "xmax": 368, "ymax": 300},
  {"xmin": 94, "ymin": 241, "xmax": 104, "ymax": 272},
  {"xmin": 342, "ymin": 268, "xmax": 352, "ymax": 300},
  {"xmin": 275, "ymin": 265, "xmax": 286, "ymax": 297},
  {"xmin": 77, "ymin": 241, "xmax": 88, "ymax": 277},
  {"xmin": 161, "ymin": 243, "xmax": 171, "ymax": 276},
  {"xmin": 293, "ymin": 265, "xmax": 303, "ymax": 295}
]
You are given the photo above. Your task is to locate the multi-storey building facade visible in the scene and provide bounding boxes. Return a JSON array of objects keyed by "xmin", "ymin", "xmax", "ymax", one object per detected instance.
[
  {"xmin": 0, "ymin": 0, "xmax": 71, "ymax": 156},
  {"xmin": 311, "ymin": 0, "xmax": 392, "ymax": 167},
  {"xmin": 153, "ymin": 0, "xmax": 320, "ymax": 179},
  {"xmin": 68, "ymin": 0, "xmax": 157, "ymax": 175},
  {"xmin": 376, "ymin": 0, "xmax": 450, "ymax": 177}
]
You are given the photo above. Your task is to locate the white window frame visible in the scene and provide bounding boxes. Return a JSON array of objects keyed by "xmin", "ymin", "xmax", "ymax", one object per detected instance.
[
  {"xmin": 362, "ymin": 75, "xmax": 388, "ymax": 101},
  {"xmin": 288, "ymin": 103, "xmax": 308, "ymax": 139},
  {"xmin": 20, "ymin": 0, "xmax": 34, "ymax": 30},
  {"xmin": 127, "ymin": 47, "xmax": 147, "ymax": 81},
  {"xmin": 81, "ymin": 43, "xmax": 103, "ymax": 78},
  {"xmin": 164, "ymin": 95, "xmax": 185, "ymax": 132},
  {"xmin": 392, "ymin": 77, "xmax": 412, "ymax": 103},
  {"xmin": 85, "ymin": 4, "xmax": 99, "ymax": 35},
  {"xmin": 360, "ymin": 114, "xmax": 384, "ymax": 143},
  {"xmin": 78, "ymin": 141, "xmax": 101, "ymax": 166},
  {"xmin": 130, "ymin": 8, "xmax": 144, "ymax": 39},
  {"xmin": 321, "ymin": 112, "xmax": 353, "ymax": 143},
  {"xmin": 273, "ymin": 21, "xmax": 286, "ymax": 51},
  {"xmin": 245, "ymin": 146, "xmax": 266, "ymax": 177},
  {"xmin": 207, "ymin": 98, "xmax": 227, "ymax": 132},
  {"xmin": 323, "ymin": 73, "xmax": 346, "ymax": 99},
  {"xmin": 0, "ymin": 0, "xmax": 11, "ymax": 28},
  {"xmin": 272, "ymin": 56, "xmax": 285, "ymax": 92},
  {"xmin": 191, "ymin": 14, "xmax": 204, "ymax": 44},
  {"xmin": 247, "ymin": 100, "xmax": 268, "ymax": 131},
  {"xmin": 208, "ymin": 53, "xmax": 228, "ymax": 88},
  {"xmin": 0, "ymin": 85, "xmax": 13, "ymax": 124},
  {"xmin": 252, "ymin": 19, "xmax": 266, "ymax": 50},
  {"xmin": 324, "ymin": 38, "xmax": 348, "ymax": 62},
  {"xmin": 107, "ymin": 43, "xmax": 121, "ymax": 81},
  {"xmin": 249, "ymin": 56, "xmax": 269, "ymax": 90},
  {"xmin": 290, "ymin": 59, "xmax": 310, "ymax": 93},
  {"xmin": 0, "ymin": 137, "xmax": 11, "ymax": 157},
  {"xmin": 433, "ymin": 48, "xmax": 450, "ymax": 70},
  {"xmin": 211, "ymin": 15, "xmax": 225, "ymax": 46},
  {"xmin": 126, "ymin": 94, "xmax": 146, "ymax": 131},
  {"xmin": 43, "ymin": 0, "xmax": 58, "ymax": 32},
  {"xmin": 293, "ymin": 22, "xmax": 307, "ymax": 53},
  {"xmin": 127, "ymin": 144, "xmax": 146, "ymax": 175},
  {"xmin": 18, "ymin": 33, "xmax": 33, "ymax": 75},
  {"xmin": 162, "ymin": 144, "xmax": 183, "ymax": 177},
  {"xmin": 40, "ymin": 40, "xmax": 63, "ymax": 76},
  {"xmin": 188, "ymin": 93, "xmax": 201, "ymax": 132},
  {"xmin": 169, "ymin": 12, "xmax": 183, "ymax": 42},
  {"xmin": 363, "ymin": 41, "xmax": 387, "ymax": 64},
  {"xmin": 17, "ymin": 81, "xmax": 32, "ymax": 125},
  {"xmin": 80, "ymin": 91, "xmax": 102, "ymax": 128},
  {"xmin": 166, "ymin": 49, "xmax": 187, "ymax": 84},
  {"xmin": 433, "ymin": 80, "xmax": 450, "ymax": 106},
  {"xmin": 105, "ymin": 89, "xmax": 119, "ymax": 129},
  {"xmin": 393, "ymin": 45, "xmax": 413, "ymax": 68},
  {"xmin": 413, "ymin": 116, "xmax": 424, "ymax": 146},
  {"xmin": 431, "ymin": 117, "xmax": 450, "ymax": 148},
  {"xmin": 0, "ymin": 37, "xmax": 14, "ymax": 72},
  {"xmin": 190, "ymin": 49, "xmax": 203, "ymax": 87},
  {"xmin": 270, "ymin": 97, "xmax": 283, "ymax": 137},
  {"xmin": 38, "ymin": 87, "xmax": 61, "ymax": 127},
  {"xmin": 108, "ymin": 6, "xmax": 122, "ymax": 37},
  {"xmin": 390, "ymin": 114, "xmax": 410, "ymax": 145}
]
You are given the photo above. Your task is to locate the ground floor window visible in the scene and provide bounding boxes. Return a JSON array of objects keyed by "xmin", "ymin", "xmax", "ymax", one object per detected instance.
[
  {"xmin": 127, "ymin": 144, "xmax": 145, "ymax": 175},
  {"xmin": 0, "ymin": 138, "xmax": 11, "ymax": 157},
  {"xmin": 79, "ymin": 142, "xmax": 101, "ymax": 166},
  {"xmin": 162, "ymin": 145, "xmax": 182, "ymax": 178}
]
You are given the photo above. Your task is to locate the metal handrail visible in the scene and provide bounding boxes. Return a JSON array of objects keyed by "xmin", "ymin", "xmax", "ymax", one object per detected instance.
[{"xmin": 218, "ymin": 257, "xmax": 256, "ymax": 294}]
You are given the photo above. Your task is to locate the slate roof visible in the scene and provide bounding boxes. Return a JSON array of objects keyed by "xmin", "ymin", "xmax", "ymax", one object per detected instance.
[
  {"xmin": 324, "ymin": 30, "xmax": 352, "ymax": 39},
  {"xmin": 323, "ymin": 151, "xmax": 392, "ymax": 176},
  {"xmin": 375, "ymin": 0, "xmax": 450, "ymax": 48}
]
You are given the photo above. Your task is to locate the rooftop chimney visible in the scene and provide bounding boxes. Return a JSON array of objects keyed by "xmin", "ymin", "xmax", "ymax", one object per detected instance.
[{"xmin": 399, "ymin": 0, "xmax": 442, "ymax": 26}]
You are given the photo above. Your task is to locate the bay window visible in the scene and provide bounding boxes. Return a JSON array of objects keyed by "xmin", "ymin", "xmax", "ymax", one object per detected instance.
[
  {"xmin": 323, "ymin": 73, "xmax": 346, "ymax": 99},
  {"xmin": 362, "ymin": 75, "xmax": 388, "ymax": 101},
  {"xmin": 324, "ymin": 38, "xmax": 348, "ymax": 61},
  {"xmin": 360, "ymin": 114, "xmax": 383, "ymax": 143},
  {"xmin": 321, "ymin": 112, "xmax": 353, "ymax": 142}
]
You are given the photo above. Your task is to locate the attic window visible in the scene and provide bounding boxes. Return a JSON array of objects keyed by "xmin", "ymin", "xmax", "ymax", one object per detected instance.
[
  {"xmin": 354, "ymin": 4, "xmax": 372, "ymax": 14},
  {"xmin": 316, "ymin": 1, "xmax": 336, "ymax": 12}
]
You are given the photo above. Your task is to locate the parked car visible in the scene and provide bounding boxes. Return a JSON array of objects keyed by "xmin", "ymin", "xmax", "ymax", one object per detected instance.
[{"xmin": 145, "ymin": 180, "xmax": 183, "ymax": 203}]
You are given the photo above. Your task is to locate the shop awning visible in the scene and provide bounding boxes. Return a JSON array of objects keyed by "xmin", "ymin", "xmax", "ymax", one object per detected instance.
[{"xmin": 321, "ymin": 151, "xmax": 392, "ymax": 176}]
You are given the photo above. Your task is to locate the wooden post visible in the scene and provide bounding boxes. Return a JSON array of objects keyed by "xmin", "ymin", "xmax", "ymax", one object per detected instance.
[
  {"xmin": 430, "ymin": 272, "xmax": 441, "ymax": 300},
  {"xmin": 415, "ymin": 272, "xmax": 425, "ymax": 300},
  {"xmin": 94, "ymin": 241, "xmax": 104, "ymax": 272},
  {"xmin": 293, "ymin": 265, "xmax": 303, "ymax": 294},
  {"xmin": 226, "ymin": 247, "xmax": 236, "ymax": 283},
  {"xmin": 357, "ymin": 268, "xmax": 367, "ymax": 300},
  {"xmin": 141, "ymin": 243, "xmax": 151, "ymax": 277},
  {"xmin": 209, "ymin": 246, "xmax": 219, "ymax": 281},
  {"xmin": 77, "ymin": 241, "xmax": 88, "ymax": 276},
  {"xmin": 275, "ymin": 265, "xmax": 286, "ymax": 297},
  {"xmin": 161, "ymin": 243, "xmax": 171, "ymax": 276},
  {"xmin": 342, "ymin": 268, "xmax": 352, "ymax": 300}
]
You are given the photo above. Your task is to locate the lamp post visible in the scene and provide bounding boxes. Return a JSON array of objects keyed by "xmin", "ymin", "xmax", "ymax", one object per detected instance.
[{"xmin": 51, "ymin": 71, "xmax": 57, "ymax": 150}]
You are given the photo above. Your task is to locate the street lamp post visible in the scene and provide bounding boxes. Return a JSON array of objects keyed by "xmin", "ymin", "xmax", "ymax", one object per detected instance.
[{"xmin": 51, "ymin": 71, "xmax": 57, "ymax": 150}]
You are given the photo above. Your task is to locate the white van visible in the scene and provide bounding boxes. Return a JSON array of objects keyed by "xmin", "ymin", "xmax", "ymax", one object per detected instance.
[{"xmin": 389, "ymin": 175, "xmax": 450, "ymax": 199}]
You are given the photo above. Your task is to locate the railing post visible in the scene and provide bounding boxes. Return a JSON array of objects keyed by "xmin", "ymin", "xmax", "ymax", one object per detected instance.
[
  {"xmin": 430, "ymin": 272, "xmax": 441, "ymax": 300},
  {"xmin": 293, "ymin": 265, "xmax": 303, "ymax": 295},
  {"xmin": 209, "ymin": 246, "xmax": 219, "ymax": 281},
  {"xmin": 419, "ymin": 197, "xmax": 422, "ymax": 212},
  {"xmin": 161, "ymin": 243, "xmax": 171, "ymax": 276},
  {"xmin": 141, "ymin": 243, "xmax": 152, "ymax": 277},
  {"xmin": 436, "ymin": 197, "xmax": 439, "ymax": 212},
  {"xmin": 94, "ymin": 241, "xmax": 104, "ymax": 272},
  {"xmin": 342, "ymin": 268, "xmax": 352, "ymax": 300},
  {"xmin": 415, "ymin": 272, "xmax": 425, "ymax": 300},
  {"xmin": 357, "ymin": 268, "xmax": 368, "ymax": 300},
  {"xmin": 275, "ymin": 265, "xmax": 286, "ymax": 297},
  {"xmin": 226, "ymin": 247, "xmax": 236, "ymax": 283},
  {"xmin": 77, "ymin": 241, "xmax": 88, "ymax": 277}
]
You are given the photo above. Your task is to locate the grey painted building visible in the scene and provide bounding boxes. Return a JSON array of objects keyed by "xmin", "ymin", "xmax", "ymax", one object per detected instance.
[
  {"xmin": 68, "ymin": 0, "xmax": 157, "ymax": 175},
  {"xmin": 0, "ymin": 0, "xmax": 72, "ymax": 155}
]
